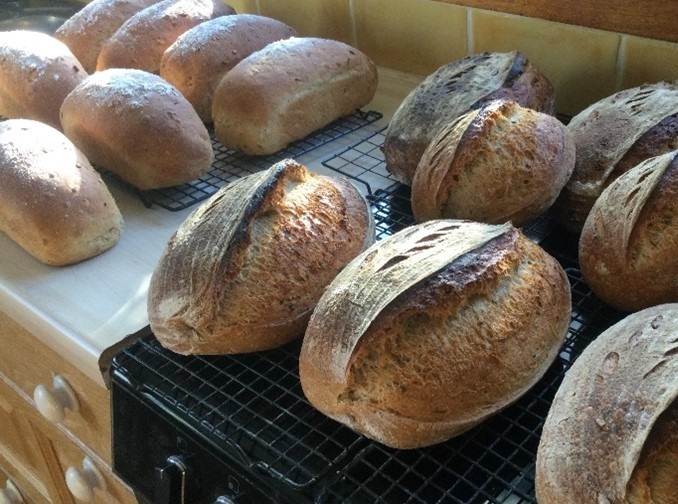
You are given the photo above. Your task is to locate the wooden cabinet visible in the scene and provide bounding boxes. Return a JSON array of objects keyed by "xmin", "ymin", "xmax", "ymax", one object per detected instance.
[{"xmin": 0, "ymin": 310, "xmax": 137, "ymax": 504}]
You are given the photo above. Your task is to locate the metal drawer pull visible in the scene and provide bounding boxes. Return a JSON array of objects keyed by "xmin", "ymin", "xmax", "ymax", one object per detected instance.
[
  {"xmin": 65, "ymin": 456, "xmax": 107, "ymax": 502},
  {"xmin": 0, "ymin": 480, "xmax": 23, "ymax": 504},
  {"xmin": 33, "ymin": 375, "xmax": 79, "ymax": 423}
]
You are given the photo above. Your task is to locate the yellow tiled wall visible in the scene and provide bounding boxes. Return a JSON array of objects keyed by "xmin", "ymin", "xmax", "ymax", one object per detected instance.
[{"xmin": 227, "ymin": 0, "xmax": 678, "ymax": 118}]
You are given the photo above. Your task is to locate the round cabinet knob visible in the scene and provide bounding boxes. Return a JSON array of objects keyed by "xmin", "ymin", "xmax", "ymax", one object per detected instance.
[
  {"xmin": 0, "ymin": 480, "xmax": 23, "ymax": 504},
  {"xmin": 33, "ymin": 375, "xmax": 79, "ymax": 423},
  {"xmin": 65, "ymin": 456, "xmax": 107, "ymax": 502}
]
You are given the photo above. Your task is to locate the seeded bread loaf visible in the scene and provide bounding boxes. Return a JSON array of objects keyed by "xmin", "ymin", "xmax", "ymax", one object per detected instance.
[
  {"xmin": 0, "ymin": 119, "xmax": 123, "ymax": 266},
  {"xmin": 383, "ymin": 51, "xmax": 555, "ymax": 185},
  {"xmin": 160, "ymin": 14, "xmax": 297, "ymax": 123},
  {"xmin": 554, "ymin": 81, "xmax": 678, "ymax": 233},
  {"xmin": 148, "ymin": 159, "xmax": 375, "ymax": 355},
  {"xmin": 299, "ymin": 220, "xmax": 570, "ymax": 449},
  {"xmin": 412, "ymin": 99, "xmax": 575, "ymax": 226},
  {"xmin": 536, "ymin": 304, "xmax": 678, "ymax": 504}
]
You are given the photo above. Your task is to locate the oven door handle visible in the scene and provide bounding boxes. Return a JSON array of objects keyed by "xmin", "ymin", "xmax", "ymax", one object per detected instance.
[{"xmin": 155, "ymin": 455, "xmax": 193, "ymax": 504}]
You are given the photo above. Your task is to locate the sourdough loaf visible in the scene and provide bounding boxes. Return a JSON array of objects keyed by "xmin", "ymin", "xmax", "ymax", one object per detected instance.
[
  {"xmin": 554, "ymin": 81, "xmax": 678, "ymax": 233},
  {"xmin": 0, "ymin": 30, "xmax": 87, "ymax": 130},
  {"xmin": 0, "ymin": 119, "xmax": 123, "ymax": 266},
  {"xmin": 299, "ymin": 220, "xmax": 570, "ymax": 449},
  {"xmin": 148, "ymin": 159, "xmax": 375, "ymax": 355},
  {"xmin": 60, "ymin": 68, "xmax": 213, "ymax": 190},
  {"xmin": 412, "ymin": 99, "xmax": 575, "ymax": 226},
  {"xmin": 212, "ymin": 37, "xmax": 378, "ymax": 155},
  {"xmin": 54, "ymin": 0, "xmax": 161, "ymax": 73},
  {"xmin": 383, "ymin": 51, "xmax": 555, "ymax": 185},
  {"xmin": 579, "ymin": 150, "xmax": 678, "ymax": 312},
  {"xmin": 96, "ymin": 0, "xmax": 236, "ymax": 74},
  {"xmin": 160, "ymin": 14, "xmax": 297, "ymax": 123},
  {"xmin": 536, "ymin": 304, "xmax": 678, "ymax": 504}
]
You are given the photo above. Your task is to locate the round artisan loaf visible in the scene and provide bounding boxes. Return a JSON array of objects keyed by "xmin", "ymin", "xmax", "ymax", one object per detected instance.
[
  {"xmin": 159, "ymin": 14, "xmax": 297, "ymax": 123},
  {"xmin": 212, "ymin": 37, "xmax": 378, "ymax": 155},
  {"xmin": 54, "ymin": 0, "xmax": 161, "ymax": 73},
  {"xmin": 536, "ymin": 303, "xmax": 678, "ymax": 504},
  {"xmin": 0, "ymin": 119, "xmax": 123, "ymax": 266},
  {"xmin": 383, "ymin": 51, "xmax": 555, "ymax": 185},
  {"xmin": 579, "ymin": 150, "xmax": 678, "ymax": 312},
  {"xmin": 554, "ymin": 81, "xmax": 678, "ymax": 233},
  {"xmin": 299, "ymin": 219, "xmax": 571, "ymax": 449},
  {"xmin": 96, "ymin": 0, "xmax": 236, "ymax": 74},
  {"xmin": 148, "ymin": 159, "xmax": 375, "ymax": 355},
  {"xmin": 0, "ymin": 30, "xmax": 87, "ymax": 130},
  {"xmin": 412, "ymin": 99, "xmax": 575, "ymax": 226},
  {"xmin": 60, "ymin": 68, "xmax": 214, "ymax": 190}
]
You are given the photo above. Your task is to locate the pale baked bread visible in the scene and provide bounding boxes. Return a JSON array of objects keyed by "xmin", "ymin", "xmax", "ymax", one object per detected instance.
[
  {"xmin": 412, "ymin": 99, "xmax": 575, "ymax": 226},
  {"xmin": 0, "ymin": 119, "xmax": 123, "ymax": 266},
  {"xmin": 0, "ymin": 30, "xmax": 87, "ymax": 130},
  {"xmin": 96, "ymin": 0, "xmax": 236, "ymax": 74},
  {"xmin": 579, "ymin": 150, "xmax": 678, "ymax": 312},
  {"xmin": 383, "ymin": 51, "xmax": 555, "ymax": 185},
  {"xmin": 54, "ymin": 0, "xmax": 161, "ymax": 73},
  {"xmin": 212, "ymin": 37, "xmax": 378, "ymax": 155},
  {"xmin": 60, "ymin": 68, "xmax": 214, "ymax": 190},
  {"xmin": 555, "ymin": 81, "xmax": 678, "ymax": 233},
  {"xmin": 299, "ymin": 220, "xmax": 571, "ymax": 449},
  {"xmin": 536, "ymin": 303, "xmax": 678, "ymax": 504},
  {"xmin": 160, "ymin": 14, "xmax": 297, "ymax": 123},
  {"xmin": 148, "ymin": 159, "xmax": 375, "ymax": 355}
]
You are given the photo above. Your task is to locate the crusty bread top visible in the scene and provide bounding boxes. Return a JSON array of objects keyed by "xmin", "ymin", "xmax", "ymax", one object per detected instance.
[{"xmin": 536, "ymin": 304, "xmax": 678, "ymax": 503}]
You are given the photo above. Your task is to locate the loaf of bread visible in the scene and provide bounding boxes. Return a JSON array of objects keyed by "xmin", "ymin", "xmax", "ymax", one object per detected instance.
[
  {"xmin": 554, "ymin": 81, "xmax": 678, "ymax": 233},
  {"xmin": 212, "ymin": 37, "xmax": 378, "ymax": 155},
  {"xmin": 383, "ymin": 51, "xmax": 555, "ymax": 185},
  {"xmin": 299, "ymin": 220, "xmax": 570, "ymax": 449},
  {"xmin": 160, "ymin": 14, "xmax": 297, "ymax": 123},
  {"xmin": 148, "ymin": 159, "xmax": 375, "ymax": 355},
  {"xmin": 60, "ymin": 68, "xmax": 214, "ymax": 190},
  {"xmin": 96, "ymin": 0, "xmax": 236, "ymax": 74},
  {"xmin": 0, "ymin": 30, "xmax": 87, "ymax": 130},
  {"xmin": 579, "ymin": 150, "xmax": 678, "ymax": 312},
  {"xmin": 536, "ymin": 303, "xmax": 678, "ymax": 504},
  {"xmin": 0, "ymin": 119, "xmax": 123, "ymax": 266},
  {"xmin": 411, "ymin": 99, "xmax": 575, "ymax": 226}
]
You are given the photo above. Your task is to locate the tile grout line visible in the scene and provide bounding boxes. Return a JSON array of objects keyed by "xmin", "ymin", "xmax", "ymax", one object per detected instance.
[
  {"xmin": 614, "ymin": 34, "xmax": 626, "ymax": 91},
  {"xmin": 466, "ymin": 7, "xmax": 474, "ymax": 55},
  {"xmin": 348, "ymin": 0, "xmax": 358, "ymax": 49}
]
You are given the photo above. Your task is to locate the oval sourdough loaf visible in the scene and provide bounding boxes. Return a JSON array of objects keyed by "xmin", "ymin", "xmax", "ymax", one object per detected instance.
[
  {"xmin": 160, "ymin": 14, "xmax": 297, "ymax": 123},
  {"xmin": 579, "ymin": 150, "xmax": 678, "ymax": 312},
  {"xmin": 211, "ymin": 37, "xmax": 378, "ymax": 155},
  {"xmin": 412, "ymin": 99, "xmax": 575, "ymax": 226},
  {"xmin": 54, "ymin": 0, "xmax": 161, "ymax": 73},
  {"xmin": 0, "ymin": 30, "xmax": 87, "ymax": 130},
  {"xmin": 555, "ymin": 81, "xmax": 678, "ymax": 233},
  {"xmin": 382, "ymin": 51, "xmax": 555, "ymax": 185},
  {"xmin": 299, "ymin": 219, "xmax": 571, "ymax": 449},
  {"xmin": 0, "ymin": 119, "xmax": 123, "ymax": 266},
  {"xmin": 148, "ymin": 159, "xmax": 375, "ymax": 355},
  {"xmin": 60, "ymin": 68, "xmax": 214, "ymax": 190},
  {"xmin": 96, "ymin": 0, "xmax": 236, "ymax": 74},
  {"xmin": 536, "ymin": 304, "xmax": 678, "ymax": 504}
]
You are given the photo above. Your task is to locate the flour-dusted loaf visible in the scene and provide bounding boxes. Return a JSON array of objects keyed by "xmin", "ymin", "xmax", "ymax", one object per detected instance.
[
  {"xmin": 299, "ymin": 220, "xmax": 570, "ymax": 449},
  {"xmin": 536, "ymin": 304, "xmax": 678, "ymax": 504},
  {"xmin": 0, "ymin": 30, "xmax": 87, "ymax": 130},
  {"xmin": 579, "ymin": 150, "xmax": 678, "ymax": 312},
  {"xmin": 54, "ymin": 0, "xmax": 161, "ymax": 73},
  {"xmin": 412, "ymin": 99, "xmax": 575, "ymax": 226},
  {"xmin": 60, "ymin": 68, "xmax": 214, "ymax": 190},
  {"xmin": 148, "ymin": 159, "xmax": 375, "ymax": 355},
  {"xmin": 383, "ymin": 51, "xmax": 555, "ymax": 185},
  {"xmin": 0, "ymin": 119, "xmax": 123, "ymax": 266},
  {"xmin": 96, "ymin": 0, "xmax": 236, "ymax": 74},
  {"xmin": 160, "ymin": 14, "xmax": 297, "ymax": 123},
  {"xmin": 212, "ymin": 37, "xmax": 378, "ymax": 155},
  {"xmin": 555, "ymin": 82, "xmax": 678, "ymax": 233}
]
